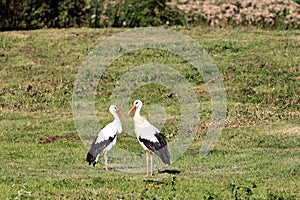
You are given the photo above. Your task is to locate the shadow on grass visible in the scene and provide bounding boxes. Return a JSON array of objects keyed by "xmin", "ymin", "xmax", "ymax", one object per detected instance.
[{"xmin": 158, "ymin": 169, "xmax": 181, "ymax": 174}]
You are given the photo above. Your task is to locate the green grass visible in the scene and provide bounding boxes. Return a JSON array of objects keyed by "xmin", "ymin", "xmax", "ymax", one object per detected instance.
[{"xmin": 0, "ymin": 27, "xmax": 299, "ymax": 199}]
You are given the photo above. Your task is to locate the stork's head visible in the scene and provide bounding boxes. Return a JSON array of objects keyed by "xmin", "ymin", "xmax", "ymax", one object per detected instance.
[
  {"xmin": 127, "ymin": 99, "xmax": 142, "ymax": 115},
  {"xmin": 109, "ymin": 105, "xmax": 124, "ymax": 118}
]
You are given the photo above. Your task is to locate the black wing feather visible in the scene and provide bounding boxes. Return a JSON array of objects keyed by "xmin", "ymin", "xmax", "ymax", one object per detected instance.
[
  {"xmin": 86, "ymin": 134, "xmax": 116, "ymax": 166},
  {"xmin": 139, "ymin": 132, "xmax": 170, "ymax": 165}
]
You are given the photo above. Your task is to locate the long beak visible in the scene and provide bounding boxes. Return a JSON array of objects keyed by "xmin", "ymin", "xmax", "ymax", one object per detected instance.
[
  {"xmin": 127, "ymin": 105, "xmax": 136, "ymax": 116},
  {"xmin": 116, "ymin": 110, "xmax": 125, "ymax": 119}
]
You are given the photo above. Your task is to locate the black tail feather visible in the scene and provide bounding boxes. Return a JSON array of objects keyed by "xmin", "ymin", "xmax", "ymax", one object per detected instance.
[
  {"xmin": 154, "ymin": 146, "xmax": 170, "ymax": 165},
  {"xmin": 86, "ymin": 152, "xmax": 97, "ymax": 166}
]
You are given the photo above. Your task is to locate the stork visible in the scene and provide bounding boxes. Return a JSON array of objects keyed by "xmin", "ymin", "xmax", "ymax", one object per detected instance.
[
  {"xmin": 128, "ymin": 100, "xmax": 170, "ymax": 175},
  {"xmin": 86, "ymin": 105, "xmax": 124, "ymax": 170}
]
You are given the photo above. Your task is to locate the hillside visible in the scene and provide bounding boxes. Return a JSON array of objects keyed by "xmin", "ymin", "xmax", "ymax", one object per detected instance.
[{"xmin": 0, "ymin": 27, "xmax": 299, "ymax": 199}]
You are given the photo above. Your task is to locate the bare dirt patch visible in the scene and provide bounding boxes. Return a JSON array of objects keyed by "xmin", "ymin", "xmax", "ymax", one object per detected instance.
[
  {"xmin": 261, "ymin": 123, "xmax": 300, "ymax": 136},
  {"xmin": 38, "ymin": 133, "xmax": 80, "ymax": 144}
]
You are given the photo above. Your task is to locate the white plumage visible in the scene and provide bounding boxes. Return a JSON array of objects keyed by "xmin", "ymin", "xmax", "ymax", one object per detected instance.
[
  {"xmin": 86, "ymin": 105, "xmax": 123, "ymax": 170},
  {"xmin": 128, "ymin": 100, "xmax": 170, "ymax": 175}
]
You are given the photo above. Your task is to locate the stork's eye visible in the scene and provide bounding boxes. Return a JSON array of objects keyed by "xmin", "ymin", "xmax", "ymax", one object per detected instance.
[
  {"xmin": 135, "ymin": 101, "xmax": 138, "ymax": 105},
  {"xmin": 114, "ymin": 106, "xmax": 117, "ymax": 110}
]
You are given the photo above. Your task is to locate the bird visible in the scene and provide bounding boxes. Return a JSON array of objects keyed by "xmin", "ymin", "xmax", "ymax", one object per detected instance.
[
  {"xmin": 86, "ymin": 105, "xmax": 124, "ymax": 170},
  {"xmin": 127, "ymin": 100, "xmax": 170, "ymax": 175}
]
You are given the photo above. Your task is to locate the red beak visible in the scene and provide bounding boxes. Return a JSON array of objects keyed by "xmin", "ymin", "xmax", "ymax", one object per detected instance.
[
  {"xmin": 116, "ymin": 110, "xmax": 125, "ymax": 119},
  {"xmin": 127, "ymin": 105, "xmax": 136, "ymax": 116}
]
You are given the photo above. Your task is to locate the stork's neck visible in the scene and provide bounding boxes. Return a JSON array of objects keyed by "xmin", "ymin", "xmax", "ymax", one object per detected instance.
[
  {"xmin": 134, "ymin": 106, "xmax": 142, "ymax": 119},
  {"xmin": 112, "ymin": 112, "xmax": 122, "ymax": 133}
]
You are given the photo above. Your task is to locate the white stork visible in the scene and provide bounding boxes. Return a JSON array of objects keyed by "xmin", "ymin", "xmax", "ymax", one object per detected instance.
[
  {"xmin": 86, "ymin": 105, "xmax": 124, "ymax": 170},
  {"xmin": 128, "ymin": 100, "xmax": 170, "ymax": 175}
]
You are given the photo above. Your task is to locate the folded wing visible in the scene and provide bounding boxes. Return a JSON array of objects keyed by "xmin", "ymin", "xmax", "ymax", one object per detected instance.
[
  {"xmin": 86, "ymin": 123, "xmax": 118, "ymax": 166},
  {"xmin": 136, "ymin": 124, "xmax": 170, "ymax": 165}
]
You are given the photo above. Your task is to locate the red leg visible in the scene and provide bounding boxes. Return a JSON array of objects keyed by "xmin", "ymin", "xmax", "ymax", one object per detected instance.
[
  {"xmin": 150, "ymin": 152, "xmax": 153, "ymax": 176},
  {"xmin": 104, "ymin": 151, "xmax": 108, "ymax": 171},
  {"xmin": 146, "ymin": 149, "xmax": 149, "ymax": 176}
]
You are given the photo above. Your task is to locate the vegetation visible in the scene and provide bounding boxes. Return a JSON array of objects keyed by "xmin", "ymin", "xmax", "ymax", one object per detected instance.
[
  {"xmin": 0, "ymin": 27, "xmax": 299, "ymax": 199},
  {"xmin": 171, "ymin": 0, "xmax": 300, "ymax": 29},
  {"xmin": 1, "ymin": 0, "xmax": 300, "ymax": 30},
  {"xmin": 0, "ymin": 0, "xmax": 185, "ymax": 30}
]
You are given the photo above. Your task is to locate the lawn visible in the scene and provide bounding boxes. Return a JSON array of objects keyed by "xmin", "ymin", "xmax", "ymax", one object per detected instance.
[{"xmin": 0, "ymin": 27, "xmax": 299, "ymax": 199}]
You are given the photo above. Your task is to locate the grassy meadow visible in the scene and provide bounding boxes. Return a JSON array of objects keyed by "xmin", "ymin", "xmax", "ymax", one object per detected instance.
[{"xmin": 0, "ymin": 27, "xmax": 299, "ymax": 199}]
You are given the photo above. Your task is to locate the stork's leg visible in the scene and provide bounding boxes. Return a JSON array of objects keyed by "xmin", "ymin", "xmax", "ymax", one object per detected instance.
[
  {"xmin": 146, "ymin": 150, "xmax": 149, "ymax": 176},
  {"xmin": 104, "ymin": 151, "xmax": 108, "ymax": 171},
  {"xmin": 150, "ymin": 151, "xmax": 153, "ymax": 176}
]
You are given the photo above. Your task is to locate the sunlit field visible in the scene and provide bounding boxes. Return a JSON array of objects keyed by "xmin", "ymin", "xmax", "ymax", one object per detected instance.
[{"xmin": 0, "ymin": 27, "xmax": 299, "ymax": 199}]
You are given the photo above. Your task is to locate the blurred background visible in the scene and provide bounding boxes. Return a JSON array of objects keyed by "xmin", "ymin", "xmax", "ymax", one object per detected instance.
[{"xmin": 1, "ymin": 0, "xmax": 300, "ymax": 30}]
